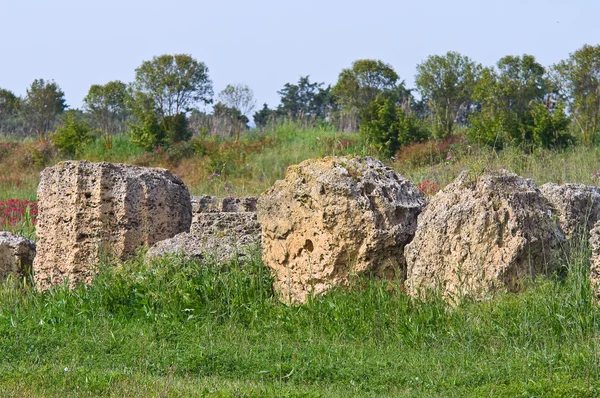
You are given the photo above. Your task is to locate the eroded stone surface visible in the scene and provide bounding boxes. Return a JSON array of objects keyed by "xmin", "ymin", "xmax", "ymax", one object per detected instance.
[
  {"xmin": 147, "ymin": 196, "xmax": 261, "ymax": 264},
  {"xmin": 0, "ymin": 232, "xmax": 36, "ymax": 281},
  {"xmin": 540, "ymin": 183, "xmax": 600, "ymax": 238},
  {"xmin": 589, "ymin": 221, "xmax": 600, "ymax": 302},
  {"xmin": 405, "ymin": 170, "xmax": 565, "ymax": 301},
  {"xmin": 33, "ymin": 161, "xmax": 191, "ymax": 290},
  {"xmin": 258, "ymin": 156, "xmax": 425, "ymax": 304}
]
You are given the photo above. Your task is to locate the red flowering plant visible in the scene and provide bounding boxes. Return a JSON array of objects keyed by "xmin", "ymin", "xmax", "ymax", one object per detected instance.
[
  {"xmin": 417, "ymin": 180, "xmax": 442, "ymax": 196},
  {"xmin": 0, "ymin": 199, "xmax": 38, "ymax": 228}
]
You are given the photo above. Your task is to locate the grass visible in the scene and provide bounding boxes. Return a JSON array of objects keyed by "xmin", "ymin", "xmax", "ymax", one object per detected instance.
[
  {"xmin": 2, "ymin": 124, "xmax": 600, "ymax": 395},
  {"xmin": 0, "ymin": 242, "xmax": 599, "ymax": 396}
]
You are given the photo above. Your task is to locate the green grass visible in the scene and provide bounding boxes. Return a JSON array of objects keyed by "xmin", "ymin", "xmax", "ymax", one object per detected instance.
[
  {"xmin": 3, "ymin": 125, "xmax": 600, "ymax": 395},
  {"xmin": 1, "ymin": 242, "xmax": 599, "ymax": 396}
]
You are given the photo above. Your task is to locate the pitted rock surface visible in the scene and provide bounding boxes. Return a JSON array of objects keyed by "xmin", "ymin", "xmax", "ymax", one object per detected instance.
[
  {"xmin": 589, "ymin": 221, "xmax": 600, "ymax": 302},
  {"xmin": 405, "ymin": 170, "xmax": 565, "ymax": 301},
  {"xmin": 540, "ymin": 183, "xmax": 600, "ymax": 238},
  {"xmin": 147, "ymin": 196, "xmax": 260, "ymax": 263},
  {"xmin": 192, "ymin": 195, "xmax": 257, "ymax": 213},
  {"xmin": 258, "ymin": 156, "xmax": 425, "ymax": 304},
  {"xmin": 0, "ymin": 232, "xmax": 36, "ymax": 281},
  {"xmin": 33, "ymin": 161, "xmax": 191, "ymax": 290}
]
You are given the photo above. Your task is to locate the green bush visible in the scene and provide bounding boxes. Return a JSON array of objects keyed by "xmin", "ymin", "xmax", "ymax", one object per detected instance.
[
  {"xmin": 51, "ymin": 111, "xmax": 95, "ymax": 156},
  {"xmin": 360, "ymin": 95, "xmax": 428, "ymax": 158},
  {"xmin": 129, "ymin": 112, "xmax": 190, "ymax": 151}
]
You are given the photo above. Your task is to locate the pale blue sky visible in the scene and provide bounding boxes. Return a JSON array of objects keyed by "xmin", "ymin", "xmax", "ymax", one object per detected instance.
[{"xmin": 1, "ymin": 1, "xmax": 598, "ymax": 111}]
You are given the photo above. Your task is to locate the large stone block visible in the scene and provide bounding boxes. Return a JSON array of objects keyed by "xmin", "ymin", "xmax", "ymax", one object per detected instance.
[
  {"xmin": 33, "ymin": 161, "xmax": 191, "ymax": 290},
  {"xmin": 258, "ymin": 156, "xmax": 425, "ymax": 304},
  {"xmin": 405, "ymin": 170, "xmax": 565, "ymax": 301}
]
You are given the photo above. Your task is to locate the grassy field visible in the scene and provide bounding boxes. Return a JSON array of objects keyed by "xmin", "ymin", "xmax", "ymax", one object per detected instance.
[
  {"xmin": 0, "ymin": 245, "xmax": 599, "ymax": 397},
  {"xmin": 2, "ymin": 126, "xmax": 600, "ymax": 396}
]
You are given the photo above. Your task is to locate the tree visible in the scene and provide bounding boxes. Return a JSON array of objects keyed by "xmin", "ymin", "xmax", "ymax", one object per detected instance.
[
  {"xmin": 83, "ymin": 80, "xmax": 130, "ymax": 149},
  {"xmin": 469, "ymin": 54, "xmax": 555, "ymax": 148},
  {"xmin": 277, "ymin": 76, "xmax": 333, "ymax": 120},
  {"xmin": 133, "ymin": 54, "xmax": 213, "ymax": 118},
  {"xmin": 211, "ymin": 102, "xmax": 249, "ymax": 140},
  {"xmin": 253, "ymin": 103, "xmax": 278, "ymax": 129},
  {"xmin": 22, "ymin": 79, "xmax": 67, "ymax": 139},
  {"xmin": 530, "ymin": 102, "xmax": 573, "ymax": 149},
  {"xmin": 553, "ymin": 44, "xmax": 600, "ymax": 145},
  {"xmin": 217, "ymin": 83, "xmax": 256, "ymax": 141},
  {"xmin": 130, "ymin": 54, "xmax": 212, "ymax": 150},
  {"xmin": 217, "ymin": 83, "xmax": 256, "ymax": 118},
  {"xmin": 415, "ymin": 51, "xmax": 481, "ymax": 137},
  {"xmin": 332, "ymin": 59, "xmax": 400, "ymax": 113},
  {"xmin": 0, "ymin": 88, "xmax": 20, "ymax": 120}
]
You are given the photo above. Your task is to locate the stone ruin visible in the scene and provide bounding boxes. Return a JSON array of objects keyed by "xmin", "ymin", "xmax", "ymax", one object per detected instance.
[
  {"xmin": 257, "ymin": 156, "xmax": 425, "ymax": 304},
  {"xmin": 0, "ymin": 231, "xmax": 36, "ymax": 282},
  {"xmin": 2, "ymin": 156, "xmax": 600, "ymax": 305},
  {"xmin": 33, "ymin": 161, "xmax": 191, "ymax": 290},
  {"xmin": 145, "ymin": 195, "xmax": 260, "ymax": 263},
  {"xmin": 405, "ymin": 170, "xmax": 565, "ymax": 301}
]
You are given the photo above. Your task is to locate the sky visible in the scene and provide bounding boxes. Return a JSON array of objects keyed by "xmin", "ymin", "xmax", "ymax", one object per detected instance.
[{"xmin": 1, "ymin": 0, "xmax": 598, "ymax": 113}]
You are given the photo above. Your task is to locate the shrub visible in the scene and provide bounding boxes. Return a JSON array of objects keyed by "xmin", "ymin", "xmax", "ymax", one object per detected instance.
[
  {"xmin": 52, "ymin": 111, "xmax": 95, "ymax": 156},
  {"xmin": 129, "ymin": 112, "xmax": 191, "ymax": 151},
  {"xmin": 360, "ymin": 95, "xmax": 428, "ymax": 159}
]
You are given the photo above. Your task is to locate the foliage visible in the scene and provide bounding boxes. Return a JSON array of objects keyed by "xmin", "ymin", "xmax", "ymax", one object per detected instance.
[
  {"xmin": 129, "ymin": 54, "xmax": 210, "ymax": 150},
  {"xmin": 0, "ymin": 88, "xmax": 20, "ymax": 119},
  {"xmin": 530, "ymin": 102, "xmax": 574, "ymax": 149},
  {"xmin": 51, "ymin": 111, "xmax": 95, "ymax": 156},
  {"xmin": 360, "ymin": 95, "xmax": 427, "ymax": 158},
  {"xmin": 21, "ymin": 79, "xmax": 67, "ymax": 139},
  {"xmin": 277, "ymin": 76, "xmax": 334, "ymax": 120},
  {"xmin": 333, "ymin": 59, "xmax": 400, "ymax": 110},
  {"xmin": 469, "ymin": 55, "xmax": 570, "ymax": 149},
  {"xmin": 128, "ymin": 108, "xmax": 190, "ymax": 151},
  {"xmin": 553, "ymin": 44, "xmax": 600, "ymax": 145},
  {"xmin": 253, "ymin": 103, "xmax": 278, "ymax": 129},
  {"xmin": 83, "ymin": 80, "xmax": 130, "ymax": 149},
  {"xmin": 395, "ymin": 134, "xmax": 466, "ymax": 168},
  {"xmin": 212, "ymin": 102, "xmax": 249, "ymax": 141},
  {"xmin": 132, "ymin": 54, "xmax": 213, "ymax": 118},
  {"xmin": 415, "ymin": 51, "xmax": 481, "ymax": 138},
  {"xmin": 217, "ymin": 83, "xmax": 257, "ymax": 118}
]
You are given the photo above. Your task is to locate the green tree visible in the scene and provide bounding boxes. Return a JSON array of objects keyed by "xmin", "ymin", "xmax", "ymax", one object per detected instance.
[
  {"xmin": 22, "ymin": 79, "xmax": 67, "ymax": 139},
  {"xmin": 553, "ymin": 44, "xmax": 600, "ymax": 145},
  {"xmin": 52, "ymin": 110, "xmax": 94, "ymax": 156},
  {"xmin": 277, "ymin": 76, "xmax": 333, "ymax": 119},
  {"xmin": 253, "ymin": 103, "xmax": 278, "ymax": 129},
  {"xmin": 83, "ymin": 80, "xmax": 130, "ymax": 149},
  {"xmin": 130, "ymin": 54, "xmax": 212, "ymax": 150},
  {"xmin": 360, "ymin": 95, "xmax": 426, "ymax": 158},
  {"xmin": 530, "ymin": 102, "xmax": 573, "ymax": 149},
  {"xmin": 332, "ymin": 59, "xmax": 400, "ymax": 113},
  {"xmin": 469, "ymin": 55, "xmax": 554, "ymax": 148},
  {"xmin": 133, "ymin": 54, "xmax": 213, "ymax": 118},
  {"xmin": 415, "ymin": 51, "xmax": 481, "ymax": 138},
  {"xmin": 0, "ymin": 88, "xmax": 20, "ymax": 120}
]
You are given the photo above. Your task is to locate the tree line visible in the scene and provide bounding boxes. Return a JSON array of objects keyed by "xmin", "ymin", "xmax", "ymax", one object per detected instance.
[{"xmin": 0, "ymin": 44, "xmax": 599, "ymax": 156}]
